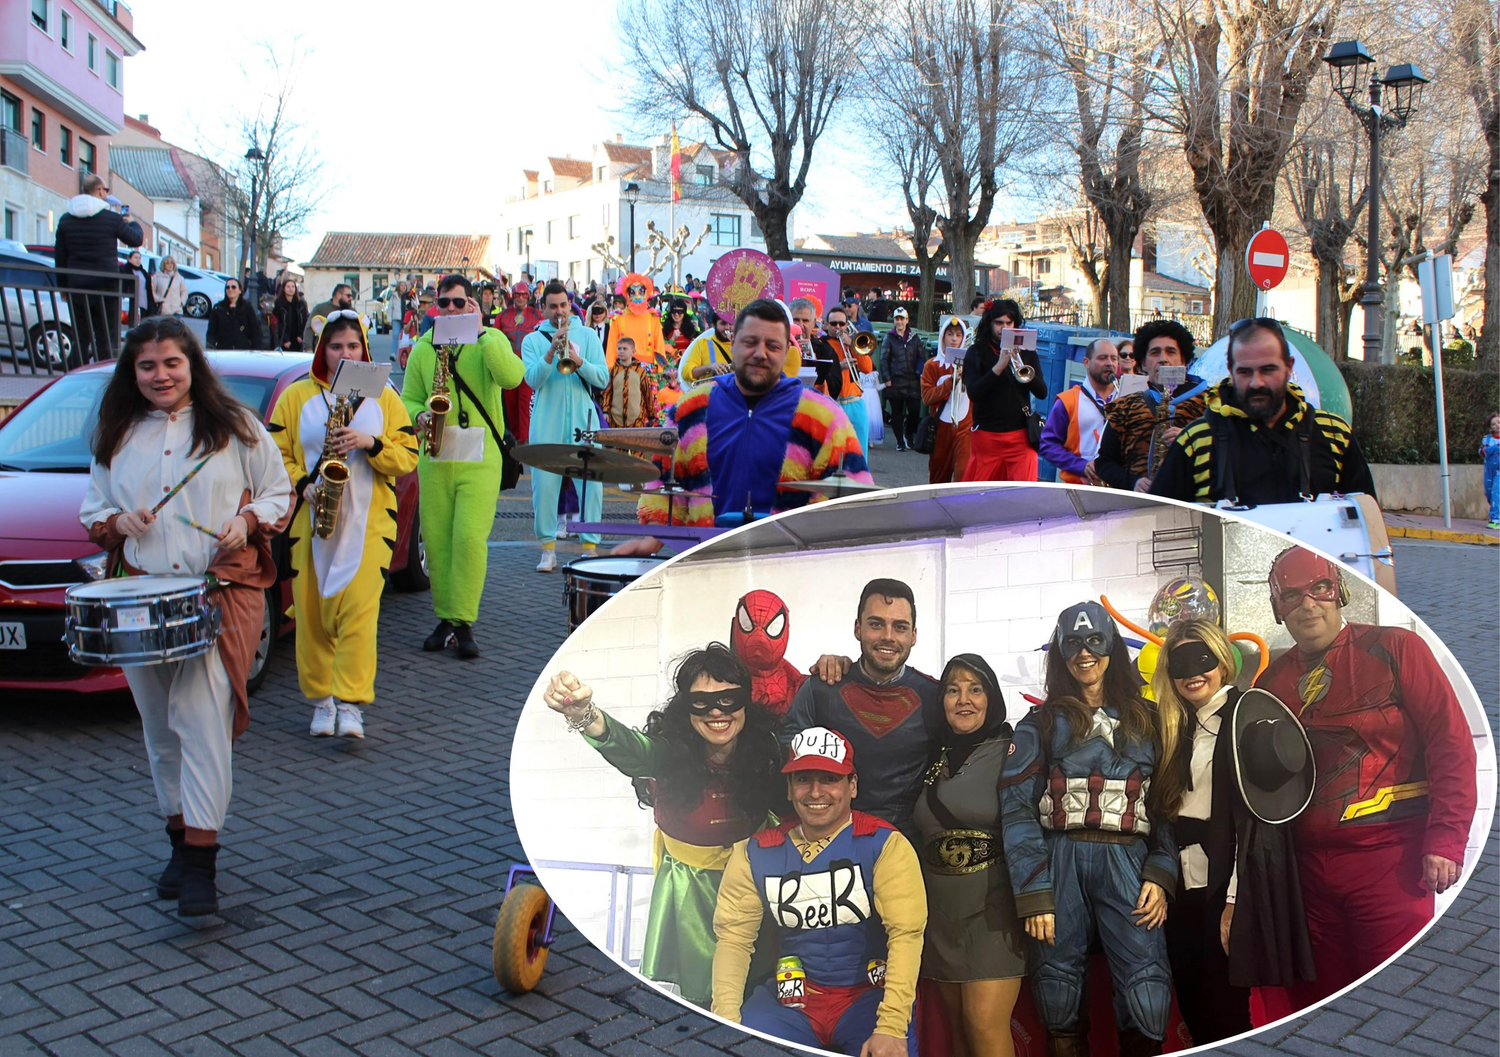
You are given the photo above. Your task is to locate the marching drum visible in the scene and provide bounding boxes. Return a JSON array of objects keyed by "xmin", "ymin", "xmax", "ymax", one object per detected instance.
[
  {"xmin": 563, "ymin": 557, "xmax": 664, "ymax": 630},
  {"xmin": 1220, "ymin": 493, "xmax": 1396, "ymax": 595},
  {"xmin": 65, "ymin": 575, "xmax": 222, "ymax": 666}
]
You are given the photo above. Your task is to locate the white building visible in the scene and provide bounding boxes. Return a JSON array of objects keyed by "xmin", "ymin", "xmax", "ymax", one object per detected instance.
[{"xmin": 494, "ymin": 136, "xmax": 791, "ymax": 290}]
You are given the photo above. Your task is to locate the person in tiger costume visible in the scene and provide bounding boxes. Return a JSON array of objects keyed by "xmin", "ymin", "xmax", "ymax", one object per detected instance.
[
  {"xmin": 600, "ymin": 336, "xmax": 659, "ymax": 429},
  {"xmin": 1094, "ymin": 319, "xmax": 1206, "ymax": 492}
]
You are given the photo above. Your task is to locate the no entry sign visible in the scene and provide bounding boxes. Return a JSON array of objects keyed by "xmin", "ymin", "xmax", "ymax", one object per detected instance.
[{"xmin": 1245, "ymin": 228, "xmax": 1290, "ymax": 290}]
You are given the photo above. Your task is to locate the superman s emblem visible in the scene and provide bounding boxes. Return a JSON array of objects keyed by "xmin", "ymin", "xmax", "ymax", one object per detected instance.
[{"xmin": 840, "ymin": 684, "xmax": 921, "ymax": 738}]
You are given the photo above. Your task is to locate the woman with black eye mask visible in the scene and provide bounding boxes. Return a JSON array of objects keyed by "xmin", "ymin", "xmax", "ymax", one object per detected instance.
[
  {"xmin": 542, "ymin": 643, "xmax": 784, "ymax": 1010},
  {"xmin": 1153, "ymin": 619, "xmax": 1315, "ymax": 1045}
]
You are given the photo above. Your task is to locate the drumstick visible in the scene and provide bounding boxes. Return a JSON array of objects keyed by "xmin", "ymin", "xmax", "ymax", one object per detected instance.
[
  {"xmin": 176, "ymin": 514, "xmax": 221, "ymax": 540},
  {"xmin": 151, "ymin": 456, "xmax": 211, "ymax": 515}
]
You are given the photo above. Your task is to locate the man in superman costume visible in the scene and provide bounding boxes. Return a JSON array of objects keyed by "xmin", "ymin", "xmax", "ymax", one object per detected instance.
[
  {"xmin": 732, "ymin": 590, "xmax": 805, "ymax": 718},
  {"xmin": 1255, "ymin": 546, "xmax": 1477, "ymax": 1017},
  {"xmin": 781, "ymin": 578, "xmax": 942, "ymax": 844}
]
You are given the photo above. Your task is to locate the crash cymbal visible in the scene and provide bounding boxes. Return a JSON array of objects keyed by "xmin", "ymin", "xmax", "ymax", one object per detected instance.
[
  {"xmin": 511, "ymin": 443, "xmax": 661, "ymax": 484},
  {"xmin": 779, "ymin": 477, "xmax": 885, "ymax": 497}
]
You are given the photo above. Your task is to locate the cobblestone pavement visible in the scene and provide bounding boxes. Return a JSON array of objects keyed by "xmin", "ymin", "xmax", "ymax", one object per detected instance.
[{"xmin": 0, "ymin": 540, "xmax": 1493, "ymax": 1056}]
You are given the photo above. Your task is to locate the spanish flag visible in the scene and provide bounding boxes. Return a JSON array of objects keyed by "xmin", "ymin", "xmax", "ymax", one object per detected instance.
[{"xmin": 670, "ymin": 123, "xmax": 682, "ymax": 203}]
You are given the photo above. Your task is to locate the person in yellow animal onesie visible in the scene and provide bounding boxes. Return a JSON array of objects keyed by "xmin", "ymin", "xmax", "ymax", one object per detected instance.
[{"xmin": 269, "ymin": 311, "xmax": 420, "ymax": 739}]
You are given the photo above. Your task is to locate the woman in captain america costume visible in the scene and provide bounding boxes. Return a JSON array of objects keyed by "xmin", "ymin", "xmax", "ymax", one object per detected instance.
[
  {"xmin": 542, "ymin": 645, "xmax": 785, "ymax": 1008},
  {"xmin": 730, "ymin": 590, "xmax": 806, "ymax": 718},
  {"xmin": 999, "ymin": 602, "xmax": 1187, "ymax": 1057}
]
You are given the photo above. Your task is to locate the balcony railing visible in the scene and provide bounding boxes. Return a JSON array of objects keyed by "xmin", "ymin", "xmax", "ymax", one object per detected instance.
[{"xmin": 1, "ymin": 129, "xmax": 29, "ymax": 177}]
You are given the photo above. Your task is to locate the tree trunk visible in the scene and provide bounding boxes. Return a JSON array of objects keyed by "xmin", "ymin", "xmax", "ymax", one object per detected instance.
[
  {"xmin": 1105, "ymin": 230, "xmax": 1134, "ymax": 332},
  {"xmin": 917, "ymin": 263, "xmax": 940, "ymax": 332},
  {"xmin": 943, "ymin": 226, "xmax": 978, "ymax": 321},
  {"xmin": 1213, "ymin": 236, "xmax": 1256, "ymax": 337},
  {"xmin": 751, "ymin": 200, "xmax": 795, "ymax": 260},
  {"xmin": 1314, "ymin": 257, "xmax": 1345, "ymax": 360},
  {"xmin": 1480, "ymin": 168, "xmax": 1499, "ymax": 370}
]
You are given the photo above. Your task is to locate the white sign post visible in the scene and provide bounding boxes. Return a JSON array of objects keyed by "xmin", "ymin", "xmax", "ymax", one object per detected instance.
[{"xmin": 1417, "ymin": 252, "xmax": 1455, "ymax": 527}]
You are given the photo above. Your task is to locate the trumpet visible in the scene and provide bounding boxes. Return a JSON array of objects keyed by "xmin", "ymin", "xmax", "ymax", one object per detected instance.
[
  {"xmin": 552, "ymin": 313, "xmax": 579, "ymax": 374},
  {"xmin": 833, "ymin": 329, "xmax": 877, "ymax": 377},
  {"xmin": 1008, "ymin": 347, "xmax": 1035, "ymax": 384}
]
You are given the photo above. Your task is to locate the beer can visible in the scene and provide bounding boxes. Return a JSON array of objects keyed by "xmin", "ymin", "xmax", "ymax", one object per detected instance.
[{"xmin": 775, "ymin": 955, "xmax": 807, "ymax": 1008}]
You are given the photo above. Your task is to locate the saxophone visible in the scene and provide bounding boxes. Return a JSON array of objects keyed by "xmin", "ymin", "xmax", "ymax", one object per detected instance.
[
  {"xmin": 312, "ymin": 394, "xmax": 352, "ymax": 539},
  {"xmin": 422, "ymin": 344, "xmax": 452, "ymax": 456},
  {"xmin": 1146, "ymin": 394, "xmax": 1172, "ymax": 478}
]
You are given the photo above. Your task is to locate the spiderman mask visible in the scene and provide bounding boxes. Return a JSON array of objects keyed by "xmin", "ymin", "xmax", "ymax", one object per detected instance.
[{"xmin": 732, "ymin": 590, "xmax": 790, "ymax": 671}]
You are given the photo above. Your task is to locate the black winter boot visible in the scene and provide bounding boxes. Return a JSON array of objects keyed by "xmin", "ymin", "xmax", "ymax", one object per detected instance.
[
  {"xmin": 1116, "ymin": 1029, "xmax": 1161, "ymax": 1057},
  {"xmin": 423, "ymin": 620, "xmax": 455, "ymax": 652},
  {"xmin": 177, "ymin": 844, "xmax": 220, "ymax": 917},
  {"xmin": 156, "ymin": 824, "xmax": 186, "ymax": 899},
  {"xmin": 453, "ymin": 624, "xmax": 480, "ymax": 660}
]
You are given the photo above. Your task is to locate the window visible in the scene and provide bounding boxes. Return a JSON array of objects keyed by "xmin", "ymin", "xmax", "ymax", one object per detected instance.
[
  {"xmin": 750, "ymin": 215, "xmax": 763, "ymax": 241},
  {"xmin": 1190, "ymin": 299, "xmax": 1203, "ymax": 313},
  {"xmin": 3, "ymin": 207, "xmax": 16, "ymax": 242},
  {"xmin": 59, "ymin": 125, "xmax": 71, "ymax": 166},
  {"xmin": 343, "ymin": 273, "xmax": 359, "ymax": 296},
  {"xmin": 545, "ymin": 220, "xmax": 555, "ymax": 242},
  {"xmin": 568, "ymin": 261, "xmax": 579, "ymax": 279},
  {"xmin": 30, "ymin": 109, "xmax": 44, "ymax": 151},
  {"xmin": 695, "ymin": 164, "xmax": 714, "ymax": 186},
  {"xmin": 1035, "ymin": 257, "xmax": 1052, "ymax": 275},
  {"xmin": 710, "ymin": 213, "xmax": 741, "ymax": 247},
  {"xmin": 1, "ymin": 93, "xmax": 20, "ymax": 134},
  {"xmin": 568, "ymin": 214, "xmax": 581, "ymax": 239},
  {"xmin": 35, "ymin": 213, "xmax": 47, "ymax": 243},
  {"xmin": 372, "ymin": 273, "xmax": 389, "ymax": 297},
  {"xmin": 79, "ymin": 138, "xmax": 95, "ymax": 175},
  {"xmin": 204, "ymin": 252, "xmax": 213, "ymax": 270},
  {"xmin": 597, "ymin": 165, "xmax": 606, "ymax": 181},
  {"xmin": 105, "ymin": 51, "xmax": 120, "ymax": 90},
  {"xmin": 505, "ymin": 231, "xmax": 511, "ymax": 252},
  {"xmin": 60, "ymin": 10, "xmax": 70, "ymax": 50},
  {"xmin": 87, "ymin": 35, "xmax": 97, "ymax": 72},
  {"xmin": 542, "ymin": 179, "xmax": 553, "ymax": 194},
  {"xmin": 30, "ymin": 0, "xmax": 47, "ymax": 31},
  {"xmin": 1150, "ymin": 296, "xmax": 1163, "ymax": 312}
]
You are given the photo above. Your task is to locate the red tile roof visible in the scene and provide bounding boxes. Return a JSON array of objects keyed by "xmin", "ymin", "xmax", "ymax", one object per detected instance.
[
  {"xmin": 602, "ymin": 143, "xmax": 652, "ymax": 165},
  {"xmin": 548, "ymin": 157, "xmax": 594, "ymax": 180},
  {"xmin": 306, "ymin": 233, "xmax": 492, "ymax": 269},
  {"xmin": 1142, "ymin": 270, "xmax": 1210, "ymax": 295}
]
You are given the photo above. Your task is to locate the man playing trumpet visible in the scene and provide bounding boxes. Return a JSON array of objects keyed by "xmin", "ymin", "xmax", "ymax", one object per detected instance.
[
  {"xmin": 399, "ymin": 274, "xmax": 525, "ymax": 659},
  {"xmin": 523, "ymin": 280, "xmax": 609, "ymax": 572},
  {"xmin": 824, "ymin": 304, "xmax": 876, "ymax": 456}
]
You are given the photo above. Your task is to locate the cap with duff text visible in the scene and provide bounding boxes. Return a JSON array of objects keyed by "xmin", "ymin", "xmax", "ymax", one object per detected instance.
[{"xmin": 783, "ymin": 727, "xmax": 855, "ymax": 775}]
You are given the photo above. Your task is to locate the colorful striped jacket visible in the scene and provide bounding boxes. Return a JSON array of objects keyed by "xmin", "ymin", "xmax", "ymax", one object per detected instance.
[{"xmin": 637, "ymin": 375, "xmax": 871, "ymax": 527}]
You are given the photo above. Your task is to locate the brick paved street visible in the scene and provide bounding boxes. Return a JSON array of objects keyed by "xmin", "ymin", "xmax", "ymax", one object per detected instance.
[{"xmin": 0, "ymin": 538, "xmax": 1494, "ymax": 1056}]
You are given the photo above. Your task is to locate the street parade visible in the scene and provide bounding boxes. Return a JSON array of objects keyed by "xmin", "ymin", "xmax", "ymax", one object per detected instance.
[{"xmin": 0, "ymin": 0, "xmax": 1495, "ymax": 1055}]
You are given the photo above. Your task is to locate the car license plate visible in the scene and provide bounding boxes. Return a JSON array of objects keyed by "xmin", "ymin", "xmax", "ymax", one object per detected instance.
[{"xmin": 0, "ymin": 622, "xmax": 26, "ymax": 649}]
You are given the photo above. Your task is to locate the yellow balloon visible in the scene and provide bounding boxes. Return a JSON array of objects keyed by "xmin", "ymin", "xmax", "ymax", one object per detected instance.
[{"xmin": 1137, "ymin": 642, "xmax": 1160, "ymax": 701}]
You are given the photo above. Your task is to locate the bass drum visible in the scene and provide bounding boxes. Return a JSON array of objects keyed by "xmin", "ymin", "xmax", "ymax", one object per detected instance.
[
  {"xmin": 563, "ymin": 556, "xmax": 665, "ymax": 630},
  {"xmin": 1218, "ymin": 493, "xmax": 1396, "ymax": 595}
]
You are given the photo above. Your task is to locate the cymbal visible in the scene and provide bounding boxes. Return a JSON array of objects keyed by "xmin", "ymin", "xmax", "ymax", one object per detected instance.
[
  {"xmin": 511, "ymin": 443, "xmax": 661, "ymax": 484},
  {"xmin": 780, "ymin": 477, "xmax": 884, "ymax": 498}
]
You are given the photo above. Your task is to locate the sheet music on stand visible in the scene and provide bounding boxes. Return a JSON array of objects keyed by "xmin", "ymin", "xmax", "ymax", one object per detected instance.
[
  {"xmin": 330, "ymin": 359, "xmax": 393, "ymax": 398},
  {"xmin": 432, "ymin": 312, "xmax": 481, "ymax": 347}
]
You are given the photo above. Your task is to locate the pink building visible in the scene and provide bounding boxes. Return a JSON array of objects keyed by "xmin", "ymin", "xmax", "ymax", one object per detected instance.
[{"xmin": 0, "ymin": 0, "xmax": 145, "ymax": 244}]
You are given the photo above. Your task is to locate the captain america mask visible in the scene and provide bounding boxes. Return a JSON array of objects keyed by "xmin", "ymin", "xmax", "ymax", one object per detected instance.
[
  {"xmin": 732, "ymin": 590, "xmax": 790, "ymax": 670},
  {"xmin": 1166, "ymin": 640, "xmax": 1220, "ymax": 680},
  {"xmin": 1055, "ymin": 601, "xmax": 1116, "ymax": 659}
]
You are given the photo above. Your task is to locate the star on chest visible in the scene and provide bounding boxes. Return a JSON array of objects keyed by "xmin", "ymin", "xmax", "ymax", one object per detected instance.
[{"xmin": 1087, "ymin": 710, "xmax": 1119, "ymax": 743}]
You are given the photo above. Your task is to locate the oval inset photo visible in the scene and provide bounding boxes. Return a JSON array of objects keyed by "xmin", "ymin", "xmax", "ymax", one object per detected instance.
[{"xmin": 511, "ymin": 484, "xmax": 1494, "ymax": 1057}]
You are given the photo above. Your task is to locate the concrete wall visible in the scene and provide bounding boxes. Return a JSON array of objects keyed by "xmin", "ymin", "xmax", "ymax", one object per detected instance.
[{"xmin": 1370, "ymin": 463, "xmax": 1488, "ymax": 520}]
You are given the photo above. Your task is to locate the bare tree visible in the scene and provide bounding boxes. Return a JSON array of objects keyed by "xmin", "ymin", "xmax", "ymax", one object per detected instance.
[
  {"xmin": 1446, "ymin": 0, "xmax": 1498, "ymax": 366},
  {"xmin": 196, "ymin": 43, "xmax": 328, "ymax": 285},
  {"xmin": 1040, "ymin": 0, "xmax": 1163, "ymax": 330},
  {"xmin": 865, "ymin": 128, "xmax": 949, "ymax": 330},
  {"xmin": 1143, "ymin": 0, "xmax": 1339, "ymax": 335},
  {"xmin": 615, "ymin": 0, "xmax": 858, "ymax": 259},
  {"xmin": 866, "ymin": 0, "xmax": 1041, "ymax": 312}
]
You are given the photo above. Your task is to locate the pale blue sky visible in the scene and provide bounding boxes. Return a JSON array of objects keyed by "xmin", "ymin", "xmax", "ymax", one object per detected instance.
[{"xmin": 122, "ymin": 0, "xmax": 914, "ymax": 261}]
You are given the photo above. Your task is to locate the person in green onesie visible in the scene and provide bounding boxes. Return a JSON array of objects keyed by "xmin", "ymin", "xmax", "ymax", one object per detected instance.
[{"xmin": 400, "ymin": 274, "xmax": 524, "ymax": 658}]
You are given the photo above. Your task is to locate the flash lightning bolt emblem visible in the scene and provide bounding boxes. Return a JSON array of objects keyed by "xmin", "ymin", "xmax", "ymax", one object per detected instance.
[{"xmin": 1297, "ymin": 665, "xmax": 1330, "ymax": 713}]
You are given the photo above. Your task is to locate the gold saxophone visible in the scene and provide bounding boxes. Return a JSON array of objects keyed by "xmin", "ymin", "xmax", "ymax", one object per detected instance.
[
  {"xmin": 312, "ymin": 394, "xmax": 352, "ymax": 539},
  {"xmin": 421, "ymin": 345, "xmax": 452, "ymax": 457},
  {"xmin": 1146, "ymin": 395, "xmax": 1172, "ymax": 478}
]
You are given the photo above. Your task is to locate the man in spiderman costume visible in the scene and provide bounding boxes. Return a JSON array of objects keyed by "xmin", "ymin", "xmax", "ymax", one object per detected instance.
[
  {"xmin": 731, "ymin": 590, "xmax": 805, "ymax": 718},
  {"xmin": 1255, "ymin": 546, "xmax": 1477, "ymax": 1015},
  {"xmin": 780, "ymin": 578, "xmax": 942, "ymax": 844}
]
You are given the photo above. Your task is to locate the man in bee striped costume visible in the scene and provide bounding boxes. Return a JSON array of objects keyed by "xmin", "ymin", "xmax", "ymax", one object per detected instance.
[{"xmin": 1149, "ymin": 318, "xmax": 1376, "ymax": 505}]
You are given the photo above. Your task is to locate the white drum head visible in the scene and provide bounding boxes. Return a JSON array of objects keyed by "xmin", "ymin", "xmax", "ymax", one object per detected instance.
[
  {"xmin": 69, "ymin": 575, "xmax": 205, "ymax": 600},
  {"xmin": 566, "ymin": 557, "xmax": 664, "ymax": 581}
]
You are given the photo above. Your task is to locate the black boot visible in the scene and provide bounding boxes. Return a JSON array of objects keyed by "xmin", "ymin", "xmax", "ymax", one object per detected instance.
[
  {"xmin": 423, "ymin": 620, "xmax": 455, "ymax": 652},
  {"xmin": 453, "ymin": 624, "xmax": 480, "ymax": 660},
  {"xmin": 1047, "ymin": 1032, "xmax": 1090, "ymax": 1057},
  {"xmin": 1116, "ymin": 1030, "xmax": 1160, "ymax": 1057},
  {"xmin": 156, "ymin": 824, "xmax": 186, "ymax": 899},
  {"xmin": 177, "ymin": 844, "xmax": 220, "ymax": 917}
]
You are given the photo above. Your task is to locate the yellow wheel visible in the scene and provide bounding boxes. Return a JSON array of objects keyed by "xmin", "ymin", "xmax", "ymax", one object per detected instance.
[{"xmin": 493, "ymin": 883, "xmax": 552, "ymax": 992}]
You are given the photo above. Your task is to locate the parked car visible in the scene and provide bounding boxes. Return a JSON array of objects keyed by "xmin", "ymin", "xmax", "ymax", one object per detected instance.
[
  {"xmin": 27, "ymin": 245, "xmax": 228, "ymax": 321},
  {"xmin": 0, "ymin": 351, "xmax": 427, "ymax": 696},
  {"xmin": 0, "ymin": 240, "xmax": 76, "ymax": 369}
]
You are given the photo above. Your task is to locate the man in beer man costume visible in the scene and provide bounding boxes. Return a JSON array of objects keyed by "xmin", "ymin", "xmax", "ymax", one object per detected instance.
[{"xmin": 711, "ymin": 727, "xmax": 925, "ymax": 1057}]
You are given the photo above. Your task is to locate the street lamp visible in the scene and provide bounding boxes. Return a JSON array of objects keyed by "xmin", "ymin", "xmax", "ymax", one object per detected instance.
[
  {"xmin": 622, "ymin": 182, "xmax": 640, "ymax": 274},
  {"xmin": 1323, "ymin": 39, "xmax": 1429, "ymax": 361},
  {"xmin": 241, "ymin": 145, "xmax": 264, "ymax": 290}
]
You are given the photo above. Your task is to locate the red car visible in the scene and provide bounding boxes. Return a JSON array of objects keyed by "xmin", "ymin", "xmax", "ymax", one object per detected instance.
[{"xmin": 0, "ymin": 351, "xmax": 428, "ymax": 695}]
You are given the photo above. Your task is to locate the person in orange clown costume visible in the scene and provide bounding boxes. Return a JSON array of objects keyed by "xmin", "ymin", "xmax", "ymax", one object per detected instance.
[
  {"xmin": 730, "ymin": 590, "xmax": 805, "ymax": 718},
  {"xmin": 606, "ymin": 272, "xmax": 666, "ymax": 372}
]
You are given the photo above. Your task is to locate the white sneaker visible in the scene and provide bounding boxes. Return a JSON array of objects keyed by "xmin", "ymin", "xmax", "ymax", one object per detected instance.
[
  {"xmin": 336, "ymin": 703, "xmax": 365, "ymax": 739},
  {"xmin": 309, "ymin": 698, "xmax": 336, "ymax": 737},
  {"xmin": 537, "ymin": 549, "xmax": 558, "ymax": 573}
]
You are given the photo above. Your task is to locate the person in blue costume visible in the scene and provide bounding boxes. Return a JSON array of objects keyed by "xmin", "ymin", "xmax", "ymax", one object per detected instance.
[
  {"xmin": 999, "ymin": 602, "xmax": 1186, "ymax": 1057},
  {"xmin": 523, "ymin": 280, "xmax": 608, "ymax": 572}
]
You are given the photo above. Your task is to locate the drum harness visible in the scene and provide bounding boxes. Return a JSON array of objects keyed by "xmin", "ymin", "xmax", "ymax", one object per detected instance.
[{"xmin": 1210, "ymin": 406, "xmax": 1320, "ymax": 507}]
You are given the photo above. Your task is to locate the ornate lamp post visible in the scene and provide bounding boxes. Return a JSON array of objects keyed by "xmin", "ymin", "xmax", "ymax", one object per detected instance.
[
  {"xmin": 621, "ymin": 182, "xmax": 640, "ymax": 273},
  {"xmin": 1323, "ymin": 40, "xmax": 1429, "ymax": 361},
  {"xmin": 241, "ymin": 145, "xmax": 264, "ymax": 286}
]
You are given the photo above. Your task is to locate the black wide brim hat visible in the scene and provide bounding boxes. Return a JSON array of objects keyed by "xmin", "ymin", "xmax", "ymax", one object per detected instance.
[{"xmin": 1232, "ymin": 688, "xmax": 1316, "ymax": 824}]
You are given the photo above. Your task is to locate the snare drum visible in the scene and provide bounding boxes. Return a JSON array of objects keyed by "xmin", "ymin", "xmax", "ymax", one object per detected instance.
[
  {"xmin": 563, "ymin": 557, "xmax": 664, "ymax": 630},
  {"xmin": 65, "ymin": 575, "xmax": 222, "ymax": 666}
]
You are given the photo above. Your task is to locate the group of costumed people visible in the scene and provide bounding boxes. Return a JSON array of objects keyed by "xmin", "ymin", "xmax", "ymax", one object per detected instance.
[{"xmin": 541, "ymin": 559, "xmax": 1477, "ymax": 1057}]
